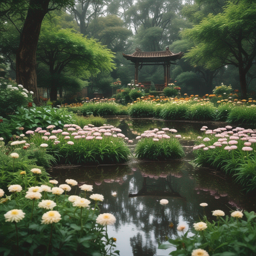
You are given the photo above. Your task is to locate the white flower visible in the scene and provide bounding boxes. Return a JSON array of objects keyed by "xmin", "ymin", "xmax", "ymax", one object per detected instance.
[
  {"xmin": 112, "ymin": 192, "xmax": 117, "ymax": 197},
  {"xmin": 200, "ymin": 203, "xmax": 208, "ymax": 207},
  {"xmin": 38, "ymin": 200, "xmax": 56, "ymax": 210},
  {"xmin": 23, "ymin": 88, "xmax": 28, "ymax": 93},
  {"xmin": 41, "ymin": 185, "xmax": 51, "ymax": 192},
  {"xmin": 49, "ymin": 180, "xmax": 58, "ymax": 185},
  {"xmin": 231, "ymin": 211, "xmax": 243, "ymax": 218},
  {"xmin": 18, "ymin": 84, "xmax": 23, "ymax": 88},
  {"xmin": 191, "ymin": 249, "xmax": 209, "ymax": 256},
  {"xmin": 4, "ymin": 209, "xmax": 25, "ymax": 223},
  {"xmin": 8, "ymin": 185, "xmax": 22, "ymax": 193},
  {"xmin": 160, "ymin": 199, "xmax": 168, "ymax": 205},
  {"xmin": 7, "ymin": 85, "xmax": 12, "ymax": 89},
  {"xmin": 51, "ymin": 187, "xmax": 64, "ymax": 195},
  {"xmin": 67, "ymin": 141, "xmax": 74, "ymax": 145},
  {"xmin": 66, "ymin": 179, "xmax": 78, "ymax": 186},
  {"xmin": 40, "ymin": 143, "xmax": 48, "ymax": 148},
  {"xmin": 96, "ymin": 213, "xmax": 116, "ymax": 226},
  {"xmin": 193, "ymin": 222, "xmax": 207, "ymax": 231},
  {"xmin": 25, "ymin": 192, "xmax": 42, "ymax": 200},
  {"xmin": 59, "ymin": 184, "xmax": 71, "ymax": 192},
  {"xmin": 73, "ymin": 198, "xmax": 91, "ymax": 208},
  {"xmin": 10, "ymin": 153, "xmax": 19, "ymax": 159},
  {"xmin": 80, "ymin": 184, "xmax": 93, "ymax": 191},
  {"xmin": 212, "ymin": 210, "xmax": 225, "ymax": 217},
  {"xmin": 28, "ymin": 186, "xmax": 42, "ymax": 193},
  {"xmin": 68, "ymin": 195, "xmax": 81, "ymax": 202},
  {"xmin": 30, "ymin": 168, "xmax": 41, "ymax": 174},
  {"xmin": 90, "ymin": 194, "xmax": 104, "ymax": 201},
  {"xmin": 0, "ymin": 189, "xmax": 5, "ymax": 197},
  {"xmin": 0, "ymin": 137, "xmax": 4, "ymax": 141},
  {"xmin": 30, "ymin": 91, "xmax": 34, "ymax": 94},
  {"xmin": 21, "ymin": 92, "xmax": 28, "ymax": 97},
  {"xmin": 42, "ymin": 211, "xmax": 61, "ymax": 224}
]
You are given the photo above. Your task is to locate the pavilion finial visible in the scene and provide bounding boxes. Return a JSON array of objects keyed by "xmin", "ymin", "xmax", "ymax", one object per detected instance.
[
  {"xmin": 166, "ymin": 46, "xmax": 170, "ymax": 51},
  {"xmin": 135, "ymin": 47, "xmax": 142, "ymax": 52}
]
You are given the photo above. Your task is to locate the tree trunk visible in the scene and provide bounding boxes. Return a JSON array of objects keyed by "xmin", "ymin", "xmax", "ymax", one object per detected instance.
[
  {"xmin": 50, "ymin": 78, "xmax": 58, "ymax": 101},
  {"xmin": 16, "ymin": 0, "xmax": 50, "ymax": 104},
  {"xmin": 238, "ymin": 67, "xmax": 247, "ymax": 99}
]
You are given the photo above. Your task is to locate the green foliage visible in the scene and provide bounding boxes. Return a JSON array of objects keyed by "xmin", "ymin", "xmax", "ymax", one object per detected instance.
[
  {"xmin": 69, "ymin": 103, "xmax": 120, "ymax": 116},
  {"xmin": 215, "ymin": 104, "xmax": 232, "ymax": 121},
  {"xmin": 135, "ymin": 137, "xmax": 184, "ymax": 161},
  {"xmin": 227, "ymin": 106, "xmax": 256, "ymax": 126},
  {"xmin": 160, "ymin": 103, "xmax": 188, "ymax": 120},
  {"xmin": 9, "ymin": 106, "xmax": 74, "ymax": 131},
  {"xmin": 160, "ymin": 211, "xmax": 256, "ymax": 256},
  {"xmin": 213, "ymin": 83, "xmax": 232, "ymax": 97},
  {"xmin": 163, "ymin": 87, "xmax": 179, "ymax": 97},
  {"xmin": 186, "ymin": 103, "xmax": 216, "ymax": 121},
  {"xmin": 72, "ymin": 115, "xmax": 106, "ymax": 127},
  {"xmin": 30, "ymin": 134, "xmax": 130, "ymax": 165},
  {"xmin": 129, "ymin": 90, "xmax": 142, "ymax": 101},
  {"xmin": 194, "ymin": 135, "xmax": 256, "ymax": 192},
  {"xmin": 0, "ymin": 179, "xmax": 118, "ymax": 256},
  {"xmin": 128, "ymin": 102, "xmax": 155, "ymax": 118},
  {"xmin": 0, "ymin": 143, "xmax": 54, "ymax": 187},
  {"xmin": 0, "ymin": 81, "xmax": 33, "ymax": 118}
]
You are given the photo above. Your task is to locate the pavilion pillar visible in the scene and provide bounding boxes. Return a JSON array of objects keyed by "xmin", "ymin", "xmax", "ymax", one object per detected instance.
[
  {"xmin": 164, "ymin": 64, "xmax": 167, "ymax": 87},
  {"xmin": 135, "ymin": 62, "xmax": 139, "ymax": 84},
  {"xmin": 167, "ymin": 63, "xmax": 170, "ymax": 86}
]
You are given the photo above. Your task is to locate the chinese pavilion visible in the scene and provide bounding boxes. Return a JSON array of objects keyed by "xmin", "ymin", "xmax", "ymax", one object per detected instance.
[{"xmin": 123, "ymin": 47, "xmax": 183, "ymax": 90}]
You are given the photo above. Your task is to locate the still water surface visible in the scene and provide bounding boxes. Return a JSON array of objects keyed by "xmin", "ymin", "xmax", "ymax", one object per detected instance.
[{"xmin": 51, "ymin": 118, "xmax": 256, "ymax": 256}]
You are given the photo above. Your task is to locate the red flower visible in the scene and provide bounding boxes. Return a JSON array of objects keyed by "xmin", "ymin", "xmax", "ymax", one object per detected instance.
[
  {"xmin": 0, "ymin": 119, "xmax": 3, "ymax": 123},
  {"xmin": 28, "ymin": 102, "xmax": 33, "ymax": 108}
]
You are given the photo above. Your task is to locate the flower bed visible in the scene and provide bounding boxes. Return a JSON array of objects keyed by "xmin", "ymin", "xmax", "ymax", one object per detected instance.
[
  {"xmin": 194, "ymin": 125, "xmax": 256, "ymax": 192},
  {"xmin": 0, "ymin": 175, "xmax": 118, "ymax": 256},
  {"xmin": 135, "ymin": 128, "xmax": 184, "ymax": 160}
]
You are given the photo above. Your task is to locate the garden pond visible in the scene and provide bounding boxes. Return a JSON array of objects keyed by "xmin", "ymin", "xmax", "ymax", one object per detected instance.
[{"xmin": 50, "ymin": 118, "xmax": 256, "ymax": 256}]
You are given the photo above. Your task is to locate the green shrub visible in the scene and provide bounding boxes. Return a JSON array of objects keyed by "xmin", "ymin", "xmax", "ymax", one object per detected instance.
[
  {"xmin": 186, "ymin": 103, "xmax": 216, "ymax": 121},
  {"xmin": 72, "ymin": 115, "xmax": 106, "ymax": 127},
  {"xmin": 69, "ymin": 103, "xmax": 120, "ymax": 116},
  {"xmin": 30, "ymin": 134, "xmax": 130, "ymax": 164},
  {"xmin": 0, "ymin": 81, "xmax": 33, "ymax": 118},
  {"xmin": 163, "ymin": 87, "xmax": 179, "ymax": 97},
  {"xmin": 0, "ymin": 178, "xmax": 118, "ymax": 256},
  {"xmin": 227, "ymin": 106, "xmax": 256, "ymax": 125},
  {"xmin": 213, "ymin": 82, "xmax": 232, "ymax": 97},
  {"xmin": 215, "ymin": 103, "xmax": 233, "ymax": 121},
  {"xmin": 154, "ymin": 105, "xmax": 164, "ymax": 118},
  {"xmin": 117, "ymin": 106, "xmax": 129, "ymax": 115},
  {"xmin": 160, "ymin": 103, "xmax": 188, "ymax": 120},
  {"xmin": 129, "ymin": 89, "xmax": 142, "ymax": 101},
  {"xmin": 128, "ymin": 102, "xmax": 155, "ymax": 118},
  {"xmin": 135, "ymin": 137, "xmax": 184, "ymax": 160},
  {"xmin": 160, "ymin": 211, "xmax": 256, "ymax": 256}
]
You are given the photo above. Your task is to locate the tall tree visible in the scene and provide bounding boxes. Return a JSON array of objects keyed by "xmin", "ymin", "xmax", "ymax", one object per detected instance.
[
  {"xmin": 183, "ymin": 0, "xmax": 256, "ymax": 98},
  {"xmin": 0, "ymin": 0, "xmax": 74, "ymax": 102}
]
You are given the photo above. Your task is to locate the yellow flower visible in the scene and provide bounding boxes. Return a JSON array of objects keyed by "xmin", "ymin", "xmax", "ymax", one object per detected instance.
[
  {"xmin": 112, "ymin": 238, "xmax": 117, "ymax": 242},
  {"xmin": 20, "ymin": 171, "xmax": 26, "ymax": 175},
  {"xmin": 191, "ymin": 249, "xmax": 209, "ymax": 256},
  {"xmin": 96, "ymin": 213, "xmax": 116, "ymax": 226},
  {"xmin": 4, "ymin": 209, "xmax": 25, "ymax": 223},
  {"xmin": 41, "ymin": 211, "xmax": 61, "ymax": 224},
  {"xmin": 193, "ymin": 222, "xmax": 207, "ymax": 231},
  {"xmin": 231, "ymin": 211, "xmax": 243, "ymax": 218}
]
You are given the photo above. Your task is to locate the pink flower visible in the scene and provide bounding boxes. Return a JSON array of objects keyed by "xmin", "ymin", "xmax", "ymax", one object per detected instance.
[{"xmin": 242, "ymin": 147, "xmax": 253, "ymax": 151}]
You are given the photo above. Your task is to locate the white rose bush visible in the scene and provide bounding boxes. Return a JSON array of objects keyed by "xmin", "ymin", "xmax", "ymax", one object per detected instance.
[{"xmin": 0, "ymin": 177, "xmax": 118, "ymax": 256}]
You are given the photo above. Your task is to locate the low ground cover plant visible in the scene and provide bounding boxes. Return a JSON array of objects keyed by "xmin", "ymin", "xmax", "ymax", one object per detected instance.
[
  {"xmin": 72, "ymin": 115, "xmax": 106, "ymax": 127},
  {"xmin": 27, "ymin": 124, "xmax": 130, "ymax": 164},
  {"xmin": 160, "ymin": 208, "xmax": 256, "ymax": 256},
  {"xmin": 0, "ymin": 176, "xmax": 118, "ymax": 256},
  {"xmin": 135, "ymin": 128, "xmax": 184, "ymax": 160},
  {"xmin": 227, "ymin": 105, "xmax": 256, "ymax": 125},
  {"xmin": 128, "ymin": 102, "xmax": 155, "ymax": 118},
  {"xmin": 194, "ymin": 125, "xmax": 256, "ymax": 192}
]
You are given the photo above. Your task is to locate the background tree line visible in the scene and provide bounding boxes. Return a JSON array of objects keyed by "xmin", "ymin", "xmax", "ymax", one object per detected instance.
[{"xmin": 0, "ymin": 0, "xmax": 255, "ymax": 101}]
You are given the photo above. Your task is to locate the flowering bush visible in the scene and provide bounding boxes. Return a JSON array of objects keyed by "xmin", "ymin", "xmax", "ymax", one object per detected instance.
[
  {"xmin": 0, "ymin": 81, "xmax": 33, "ymax": 117},
  {"xmin": 159, "ymin": 210, "xmax": 256, "ymax": 256},
  {"xmin": 135, "ymin": 129, "xmax": 184, "ymax": 160},
  {"xmin": 0, "ymin": 177, "xmax": 118, "ymax": 256},
  {"xmin": 213, "ymin": 83, "xmax": 233, "ymax": 97},
  {"xmin": 163, "ymin": 87, "xmax": 179, "ymax": 97}
]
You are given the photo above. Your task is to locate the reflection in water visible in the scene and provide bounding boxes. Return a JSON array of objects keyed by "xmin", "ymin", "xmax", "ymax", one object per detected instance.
[{"xmin": 50, "ymin": 119, "xmax": 256, "ymax": 256}]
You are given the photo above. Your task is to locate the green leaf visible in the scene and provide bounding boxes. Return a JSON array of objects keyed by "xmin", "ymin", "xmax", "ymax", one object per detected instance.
[{"xmin": 70, "ymin": 224, "xmax": 81, "ymax": 231}]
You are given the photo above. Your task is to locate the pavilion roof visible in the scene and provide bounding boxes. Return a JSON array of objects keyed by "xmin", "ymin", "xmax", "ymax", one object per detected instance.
[{"xmin": 123, "ymin": 47, "xmax": 183, "ymax": 63}]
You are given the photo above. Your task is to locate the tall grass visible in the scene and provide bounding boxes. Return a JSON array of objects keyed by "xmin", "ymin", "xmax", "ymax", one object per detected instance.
[
  {"xmin": 72, "ymin": 115, "xmax": 106, "ymax": 127},
  {"xmin": 128, "ymin": 102, "xmax": 155, "ymax": 118},
  {"xmin": 30, "ymin": 135, "xmax": 130, "ymax": 164},
  {"xmin": 135, "ymin": 138, "xmax": 184, "ymax": 160},
  {"xmin": 186, "ymin": 102, "xmax": 216, "ymax": 120},
  {"xmin": 215, "ymin": 103, "xmax": 233, "ymax": 121},
  {"xmin": 159, "ymin": 103, "xmax": 188, "ymax": 120},
  {"xmin": 227, "ymin": 105, "xmax": 256, "ymax": 125}
]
